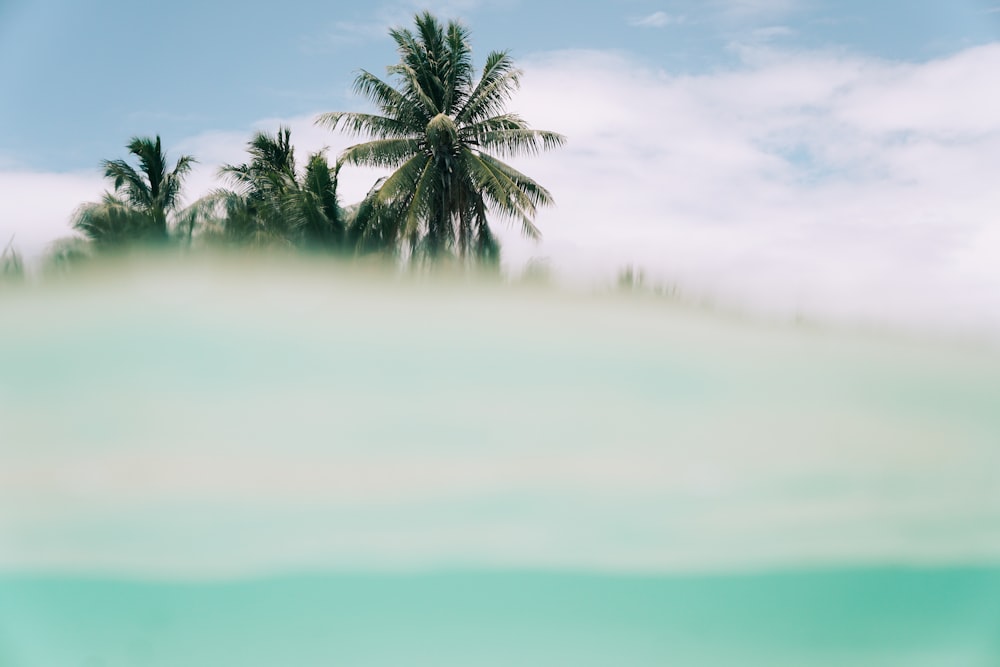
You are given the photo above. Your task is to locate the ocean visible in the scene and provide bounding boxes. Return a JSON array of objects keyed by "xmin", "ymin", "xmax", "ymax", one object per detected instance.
[{"xmin": 2, "ymin": 256, "xmax": 998, "ymax": 665}]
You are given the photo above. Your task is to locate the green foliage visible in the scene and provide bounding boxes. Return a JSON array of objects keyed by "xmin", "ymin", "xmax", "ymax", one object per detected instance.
[
  {"xmin": 72, "ymin": 194, "xmax": 157, "ymax": 246},
  {"xmin": 317, "ymin": 11, "xmax": 565, "ymax": 264},
  {"xmin": 73, "ymin": 136, "xmax": 195, "ymax": 246},
  {"xmin": 295, "ymin": 152, "xmax": 347, "ymax": 247},
  {"xmin": 60, "ymin": 13, "xmax": 562, "ymax": 270},
  {"xmin": 214, "ymin": 127, "xmax": 346, "ymax": 250}
]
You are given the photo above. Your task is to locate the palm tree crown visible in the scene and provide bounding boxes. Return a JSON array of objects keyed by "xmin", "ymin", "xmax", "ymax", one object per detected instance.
[
  {"xmin": 220, "ymin": 127, "xmax": 298, "ymax": 204},
  {"xmin": 102, "ymin": 136, "xmax": 195, "ymax": 237},
  {"xmin": 317, "ymin": 11, "xmax": 565, "ymax": 262},
  {"xmin": 74, "ymin": 136, "xmax": 195, "ymax": 245}
]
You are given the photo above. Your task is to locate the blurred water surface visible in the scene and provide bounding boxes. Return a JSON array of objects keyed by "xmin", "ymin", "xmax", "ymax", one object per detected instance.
[{"xmin": 1, "ymin": 257, "xmax": 999, "ymax": 665}]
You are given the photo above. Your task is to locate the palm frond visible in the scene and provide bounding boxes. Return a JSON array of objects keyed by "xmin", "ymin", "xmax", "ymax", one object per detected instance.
[
  {"xmin": 466, "ymin": 123, "xmax": 566, "ymax": 157},
  {"xmin": 461, "ymin": 150, "xmax": 554, "ymax": 239},
  {"xmin": 350, "ymin": 70, "xmax": 428, "ymax": 126},
  {"xmin": 102, "ymin": 159, "xmax": 151, "ymax": 209},
  {"xmin": 315, "ymin": 112, "xmax": 414, "ymax": 139},
  {"xmin": 388, "ymin": 62, "xmax": 442, "ymax": 117},
  {"xmin": 71, "ymin": 194, "xmax": 159, "ymax": 245},
  {"xmin": 127, "ymin": 136, "xmax": 167, "ymax": 201},
  {"xmin": 375, "ymin": 153, "xmax": 432, "ymax": 206},
  {"xmin": 442, "ymin": 21, "xmax": 473, "ymax": 114},
  {"xmin": 339, "ymin": 138, "xmax": 422, "ymax": 169},
  {"xmin": 456, "ymin": 51, "xmax": 521, "ymax": 124}
]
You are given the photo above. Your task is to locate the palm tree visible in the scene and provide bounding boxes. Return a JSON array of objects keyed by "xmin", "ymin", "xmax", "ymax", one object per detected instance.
[
  {"xmin": 342, "ymin": 177, "xmax": 406, "ymax": 256},
  {"xmin": 215, "ymin": 127, "xmax": 345, "ymax": 249},
  {"xmin": 73, "ymin": 136, "xmax": 195, "ymax": 245},
  {"xmin": 221, "ymin": 128, "xmax": 297, "ymax": 205},
  {"xmin": 317, "ymin": 11, "xmax": 565, "ymax": 263},
  {"xmin": 295, "ymin": 151, "xmax": 346, "ymax": 248}
]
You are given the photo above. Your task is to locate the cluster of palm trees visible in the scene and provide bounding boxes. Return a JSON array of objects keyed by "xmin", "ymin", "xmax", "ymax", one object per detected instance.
[
  {"xmin": 207, "ymin": 127, "xmax": 346, "ymax": 250},
  {"xmin": 68, "ymin": 12, "xmax": 564, "ymax": 268}
]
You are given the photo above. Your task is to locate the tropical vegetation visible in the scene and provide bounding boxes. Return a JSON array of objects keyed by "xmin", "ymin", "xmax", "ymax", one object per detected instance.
[
  {"xmin": 71, "ymin": 136, "xmax": 195, "ymax": 247},
  {"xmin": 317, "ymin": 11, "xmax": 565, "ymax": 264},
  {"xmin": 47, "ymin": 11, "xmax": 563, "ymax": 271},
  {"xmin": 210, "ymin": 127, "xmax": 346, "ymax": 250}
]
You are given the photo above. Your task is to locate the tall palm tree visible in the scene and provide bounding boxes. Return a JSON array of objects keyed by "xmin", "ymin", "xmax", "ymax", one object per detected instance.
[
  {"xmin": 73, "ymin": 136, "xmax": 195, "ymax": 245},
  {"xmin": 317, "ymin": 11, "xmax": 565, "ymax": 263},
  {"xmin": 215, "ymin": 127, "xmax": 345, "ymax": 249}
]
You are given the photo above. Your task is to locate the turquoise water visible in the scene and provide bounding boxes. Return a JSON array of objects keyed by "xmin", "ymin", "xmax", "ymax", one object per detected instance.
[
  {"xmin": 2, "ymin": 258, "xmax": 999, "ymax": 664},
  {"xmin": 2, "ymin": 569, "xmax": 999, "ymax": 667}
]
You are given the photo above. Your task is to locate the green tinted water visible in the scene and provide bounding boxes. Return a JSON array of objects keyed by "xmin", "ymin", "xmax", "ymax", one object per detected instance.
[
  {"xmin": 1, "ymin": 258, "xmax": 999, "ymax": 664},
  {"xmin": 2, "ymin": 569, "xmax": 999, "ymax": 667}
]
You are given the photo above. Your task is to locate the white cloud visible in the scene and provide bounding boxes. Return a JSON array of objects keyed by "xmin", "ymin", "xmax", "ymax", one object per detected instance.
[
  {"xmin": 0, "ymin": 169, "xmax": 102, "ymax": 256},
  {"xmin": 503, "ymin": 43, "xmax": 1000, "ymax": 332},
  {"xmin": 629, "ymin": 11, "xmax": 682, "ymax": 28}
]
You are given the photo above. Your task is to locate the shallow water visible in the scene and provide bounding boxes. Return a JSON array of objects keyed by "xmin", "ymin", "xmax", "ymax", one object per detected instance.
[
  {"xmin": 1, "ymin": 257, "xmax": 999, "ymax": 664},
  {"xmin": 2, "ymin": 569, "xmax": 1000, "ymax": 667}
]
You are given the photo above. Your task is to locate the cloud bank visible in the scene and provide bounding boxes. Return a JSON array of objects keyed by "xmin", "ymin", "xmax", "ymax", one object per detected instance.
[{"xmin": 505, "ymin": 42, "xmax": 1000, "ymax": 332}]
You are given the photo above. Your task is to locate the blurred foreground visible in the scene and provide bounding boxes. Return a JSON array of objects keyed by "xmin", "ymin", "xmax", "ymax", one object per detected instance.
[{"xmin": 1, "ymin": 255, "xmax": 998, "ymax": 665}]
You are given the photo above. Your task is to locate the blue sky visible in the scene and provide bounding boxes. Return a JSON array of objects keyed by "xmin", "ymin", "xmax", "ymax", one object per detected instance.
[
  {"xmin": 1, "ymin": 0, "xmax": 997, "ymax": 169},
  {"xmin": 2, "ymin": 0, "xmax": 1000, "ymax": 331}
]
